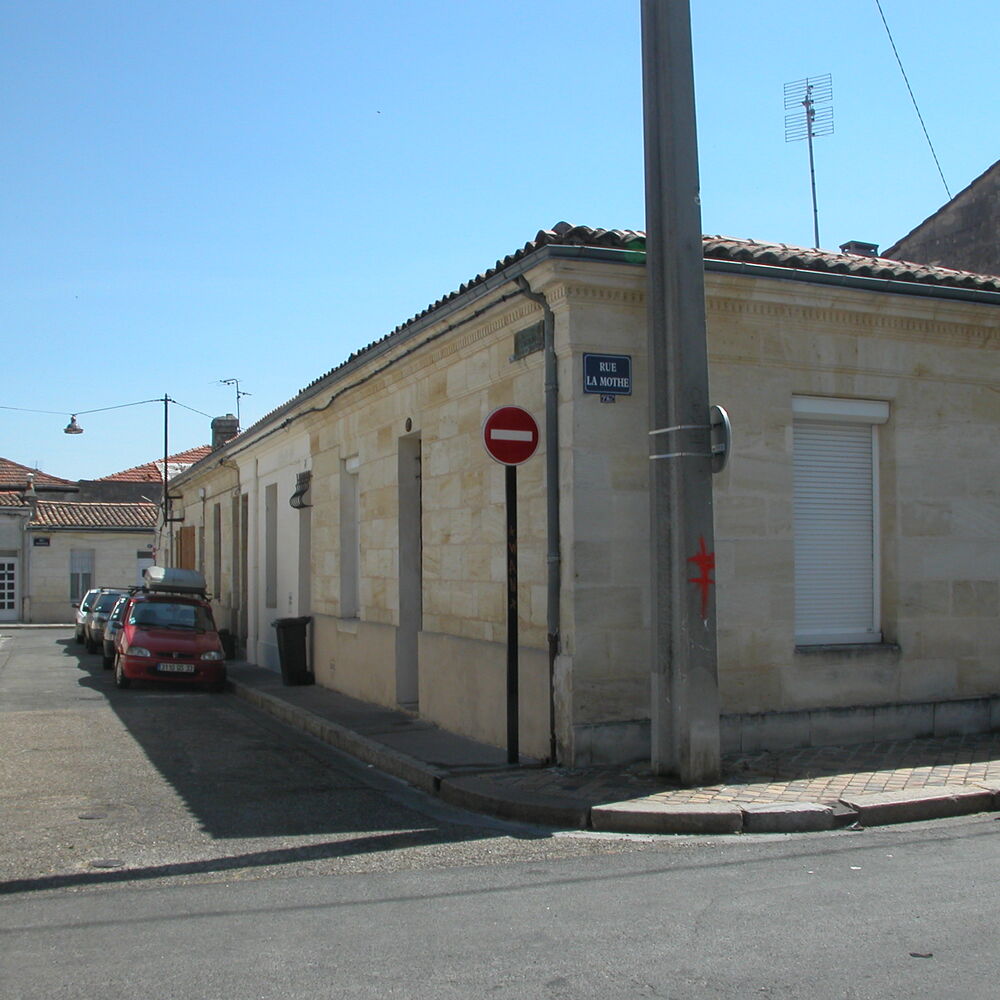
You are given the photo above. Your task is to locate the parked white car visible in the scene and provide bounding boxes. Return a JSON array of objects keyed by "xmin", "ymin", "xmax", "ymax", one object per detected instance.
[{"xmin": 73, "ymin": 588, "xmax": 102, "ymax": 644}]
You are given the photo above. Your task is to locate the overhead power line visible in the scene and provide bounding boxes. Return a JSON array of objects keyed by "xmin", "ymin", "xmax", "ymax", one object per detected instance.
[{"xmin": 875, "ymin": 0, "xmax": 951, "ymax": 199}]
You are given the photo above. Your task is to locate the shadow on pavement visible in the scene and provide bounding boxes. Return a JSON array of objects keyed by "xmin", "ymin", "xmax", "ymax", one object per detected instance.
[
  {"xmin": 58, "ymin": 635, "xmax": 520, "ymax": 849},
  {"xmin": 0, "ymin": 827, "xmax": 475, "ymax": 896}
]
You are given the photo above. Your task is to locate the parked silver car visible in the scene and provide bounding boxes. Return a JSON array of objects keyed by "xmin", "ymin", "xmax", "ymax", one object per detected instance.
[
  {"xmin": 83, "ymin": 589, "xmax": 129, "ymax": 653},
  {"xmin": 101, "ymin": 593, "xmax": 132, "ymax": 669}
]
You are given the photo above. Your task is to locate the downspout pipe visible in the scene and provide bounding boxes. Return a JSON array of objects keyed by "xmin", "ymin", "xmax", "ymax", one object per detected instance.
[{"xmin": 515, "ymin": 276, "xmax": 561, "ymax": 764}]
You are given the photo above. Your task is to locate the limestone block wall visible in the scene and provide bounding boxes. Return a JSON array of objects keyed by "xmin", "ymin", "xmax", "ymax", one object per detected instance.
[
  {"xmin": 283, "ymin": 292, "xmax": 555, "ymax": 752},
  {"xmin": 707, "ymin": 272, "xmax": 999, "ymax": 719},
  {"xmin": 542, "ymin": 266, "xmax": 653, "ymax": 763},
  {"xmin": 27, "ymin": 530, "xmax": 153, "ymax": 622},
  {"xmin": 886, "ymin": 163, "xmax": 1000, "ymax": 277},
  {"xmin": 169, "ymin": 252, "xmax": 998, "ymax": 762}
]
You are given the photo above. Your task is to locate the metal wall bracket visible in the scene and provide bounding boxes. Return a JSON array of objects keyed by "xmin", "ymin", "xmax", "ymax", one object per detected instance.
[
  {"xmin": 648, "ymin": 403, "xmax": 731, "ymax": 474},
  {"xmin": 709, "ymin": 404, "xmax": 731, "ymax": 474}
]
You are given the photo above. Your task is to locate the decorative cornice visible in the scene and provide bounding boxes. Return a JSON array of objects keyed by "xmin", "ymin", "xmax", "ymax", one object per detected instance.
[
  {"xmin": 548, "ymin": 283, "xmax": 645, "ymax": 308},
  {"xmin": 706, "ymin": 294, "xmax": 998, "ymax": 349},
  {"xmin": 707, "ymin": 351, "xmax": 998, "ymax": 388}
]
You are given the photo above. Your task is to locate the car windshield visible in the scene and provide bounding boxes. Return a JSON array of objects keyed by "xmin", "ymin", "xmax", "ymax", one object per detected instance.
[
  {"xmin": 80, "ymin": 591, "xmax": 100, "ymax": 612},
  {"xmin": 129, "ymin": 602, "xmax": 214, "ymax": 631},
  {"xmin": 95, "ymin": 593, "xmax": 123, "ymax": 613}
]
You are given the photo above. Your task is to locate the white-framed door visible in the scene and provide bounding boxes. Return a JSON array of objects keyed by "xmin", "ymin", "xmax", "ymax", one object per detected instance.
[{"xmin": 0, "ymin": 556, "xmax": 19, "ymax": 622}]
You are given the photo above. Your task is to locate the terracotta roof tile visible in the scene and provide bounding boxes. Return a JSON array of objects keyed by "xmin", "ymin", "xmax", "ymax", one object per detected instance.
[
  {"xmin": 0, "ymin": 457, "xmax": 74, "ymax": 489},
  {"xmin": 29, "ymin": 500, "xmax": 158, "ymax": 530},
  {"xmin": 297, "ymin": 225, "xmax": 1000, "ymax": 392},
  {"xmin": 700, "ymin": 234, "xmax": 1000, "ymax": 290},
  {"xmin": 100, "ymin": 446, "xmax": 213, "ymax": 482}
]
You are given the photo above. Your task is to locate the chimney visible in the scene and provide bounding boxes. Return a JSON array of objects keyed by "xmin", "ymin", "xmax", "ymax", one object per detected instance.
[
  {"xmin": 211, "ymin": 414, "xmax": 240, "ymax": 450},
  {"xmin": 840, "ymin": 240, "xmax": 879, "ymax": 257},
  {"xmin": 21, "ymin": 473, "xmax": 38, "ymax": 518}
]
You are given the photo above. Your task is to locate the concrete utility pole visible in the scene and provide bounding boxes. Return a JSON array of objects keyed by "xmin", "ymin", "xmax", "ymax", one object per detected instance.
[{"xmin": 641, "ymin": 0, "xmax": 721, "ymax": 784}]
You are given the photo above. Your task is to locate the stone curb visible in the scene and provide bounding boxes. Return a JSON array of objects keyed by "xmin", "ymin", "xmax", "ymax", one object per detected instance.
[
  {"xmin": 439, "ymin": 775, "xmax": 590, "ymax": 829},
  {"xmin": 740, "ymin": 801, "xmax": 837, "ymax": 833},
  {"xmin": 229, "ymin": 680, "xmax": 447, "ymax": 794},
  {"xmin": 230, "ymin": 681, "xmax": 1000, "ymax": 836},
  {"xmin": 2, "ymin": 624, "xmax": 75, "ymax": 629},
  {"xmin": 839, "ymin": 784, "xmax": 998, "ymax": 827},
  {"xmin": 592, "ymin": 799, "xmax": 743, "ymax": 835}
]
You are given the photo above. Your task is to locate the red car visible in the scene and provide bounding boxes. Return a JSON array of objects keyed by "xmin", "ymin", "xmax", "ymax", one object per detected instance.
[{"xmin": 114, "ymin": 568, "xmax": 226, "ymax": 692}]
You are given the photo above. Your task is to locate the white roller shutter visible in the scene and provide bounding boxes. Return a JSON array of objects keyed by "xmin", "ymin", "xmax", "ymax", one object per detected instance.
[{"xmin": 794, "ymin": 419, "xmax": 881, "ymax": 644}]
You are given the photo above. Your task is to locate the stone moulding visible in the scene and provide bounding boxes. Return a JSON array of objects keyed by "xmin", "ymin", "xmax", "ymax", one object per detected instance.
[{"xmin": 706, "ymin": 293, "xmax": 998, "ymax": 349}]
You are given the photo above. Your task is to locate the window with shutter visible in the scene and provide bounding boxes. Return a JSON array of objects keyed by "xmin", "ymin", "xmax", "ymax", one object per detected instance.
[
  {"xmin": 792, "ymin": 396, "xmax": 889, "ymax": 645},
  {"xmin": 69, "ymin": 549, "xmax": 94, "ymax": 603}
]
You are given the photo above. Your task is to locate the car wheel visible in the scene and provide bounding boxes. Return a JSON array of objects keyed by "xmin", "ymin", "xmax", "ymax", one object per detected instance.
[
  {"xmin": 102, "ymin": 649, "xmax": 113, "ymax": 670},
  {"xmin": 85, "ymin": 635, "xmax": 97, "ymax": 654},
  {"xmin": 75, "ymin": 628, "xmax": 84, "ymax": 644},
  {"xmin": 114, "ymin": 656, "xmax": 131, "ymax": 690}
]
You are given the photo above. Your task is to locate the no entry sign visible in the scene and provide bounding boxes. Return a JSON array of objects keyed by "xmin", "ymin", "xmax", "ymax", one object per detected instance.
[
  {"xmin": 483, "ymin": 404, "xmax": 539, "ymax": 763},
  {"xmin": 482, "ymin": 405, "xmax": 539, "ymax": 466}
]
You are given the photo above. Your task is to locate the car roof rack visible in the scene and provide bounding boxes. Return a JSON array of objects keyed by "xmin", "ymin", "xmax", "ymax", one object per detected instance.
[{"xmin": 143, "ymin": 566, "xmax": 208, "ymax": 596}]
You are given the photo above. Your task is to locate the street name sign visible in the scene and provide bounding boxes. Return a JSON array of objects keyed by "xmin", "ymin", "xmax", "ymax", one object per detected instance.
[{"xmin": 583, "ymin": 353, "xmax": 632, "ymax": 395}]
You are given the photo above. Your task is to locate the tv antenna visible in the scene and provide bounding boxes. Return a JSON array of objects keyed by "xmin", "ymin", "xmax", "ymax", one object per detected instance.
[
  {"xmin": 784, "ymin": 74, "xmax": 834, "ymax": 248},
  {"xmin": 218, "ymin": 378, "xmax": 251, "ymax": 428}
]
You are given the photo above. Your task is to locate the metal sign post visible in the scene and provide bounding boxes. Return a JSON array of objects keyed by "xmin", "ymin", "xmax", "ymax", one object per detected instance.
[
  {"xmin": 504, "ymin": 464, "xmax": 519, "ymax": 762},
  {"xmin": 483, "ymin": 406, "xmax": 540, "ymax": 764}
]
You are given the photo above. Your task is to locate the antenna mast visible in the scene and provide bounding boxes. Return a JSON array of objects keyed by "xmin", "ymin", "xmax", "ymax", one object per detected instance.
[
  {"xmin": 219, "ymin": 378, "xmax": 251, "ymax": 429},
  {"xmin": 784, "ymin": 74, "xmax": 834, "ymax": 248}
]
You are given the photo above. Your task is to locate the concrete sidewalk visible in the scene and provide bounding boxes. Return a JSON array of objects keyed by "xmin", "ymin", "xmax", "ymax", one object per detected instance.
[{"xmin": 227, "ymin": 662, "xmax": 1000, "ymax": 835}]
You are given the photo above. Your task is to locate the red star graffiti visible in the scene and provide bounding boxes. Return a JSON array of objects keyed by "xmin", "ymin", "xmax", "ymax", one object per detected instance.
[{"xmin": 687, "ymin": 536, "xmax": 715, "ymax": 620}]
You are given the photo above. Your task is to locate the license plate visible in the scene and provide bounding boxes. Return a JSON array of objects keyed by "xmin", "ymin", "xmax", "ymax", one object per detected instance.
[{"xmin": 158, "ymin": 662, "xmax": 196, "ymax": 674}]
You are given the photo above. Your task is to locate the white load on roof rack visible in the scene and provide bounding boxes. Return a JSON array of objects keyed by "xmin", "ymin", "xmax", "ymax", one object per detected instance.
[{"xmin": 143, "ymin": 566, "xmax": 208, "ymax": 595}]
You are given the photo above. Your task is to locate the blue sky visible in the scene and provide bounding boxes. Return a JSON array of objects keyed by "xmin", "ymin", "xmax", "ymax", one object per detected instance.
[{"xmin": 3, "ymin": 1, "xmax": 996, "ymax": 481}]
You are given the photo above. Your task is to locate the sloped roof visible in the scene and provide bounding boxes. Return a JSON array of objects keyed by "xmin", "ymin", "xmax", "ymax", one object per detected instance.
[
  {"xmin": 29, "ymin": 500, "xmax": 158, "ymax": 531},
  {"xmin": 188, "ymin": 224, "xmax": 1000, "ymax": 473},
  {"xmin": 700, "ymin": 233, "xmax": 1000, "ymax": 290},
  {"xmin": 100, "ymin": 445, "xmax": 213, "ymax": 482},
  {"xmin": 297, "ymin": 225, "xmax": 1000, "ymax": 395},
  {"xmin": 0, "ymin": 457, "xmax": 74, "ymax": 490}
]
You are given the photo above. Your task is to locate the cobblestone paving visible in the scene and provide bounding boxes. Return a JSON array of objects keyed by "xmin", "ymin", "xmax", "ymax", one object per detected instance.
[{"xmin": 486, "ymin": 733, "xmax": 1000, "ymax": 808}]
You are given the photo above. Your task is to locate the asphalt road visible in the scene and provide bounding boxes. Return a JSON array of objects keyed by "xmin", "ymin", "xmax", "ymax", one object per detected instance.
[
  {"xmin": 3, "ymin": 630, "xmax": 1000, "ymax": 998},
  {"xmin": 0, "ymin": 629, "xmax": 643, "ymax": 892}
]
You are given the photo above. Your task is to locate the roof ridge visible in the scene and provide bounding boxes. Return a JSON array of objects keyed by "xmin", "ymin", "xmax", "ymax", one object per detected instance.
[{"xmin": 199, "ymin": 224, "xmax": 1000, "ymax": 458}]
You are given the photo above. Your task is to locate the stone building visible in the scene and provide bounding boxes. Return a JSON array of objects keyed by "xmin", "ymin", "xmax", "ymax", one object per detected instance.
[
  {"xmin": 886, "ymin": 159, "xmax": 1000, "ymax": 277},
  {"xmin": 168, "ymin": 225, "xmax": 1000, "ymax": 764},
  {"xmin": 0, "ymin": 448, "xmax": 211, "ymax": 623}
]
